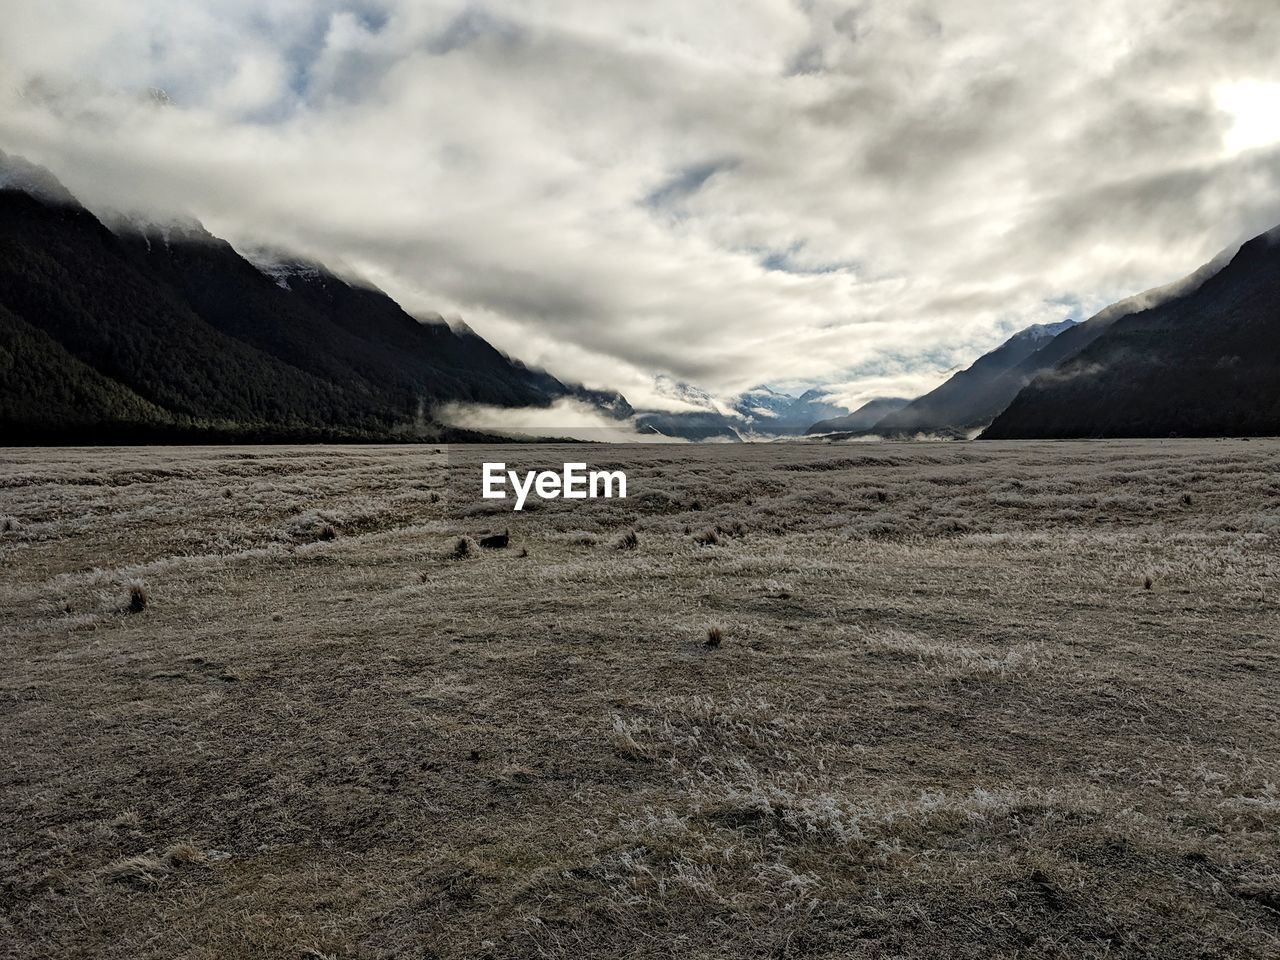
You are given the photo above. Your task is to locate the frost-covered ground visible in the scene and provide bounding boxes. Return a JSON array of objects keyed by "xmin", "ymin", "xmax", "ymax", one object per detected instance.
[{"xmin": 2, "ymin": 440, "xmax": 1279, "ymax": 958}]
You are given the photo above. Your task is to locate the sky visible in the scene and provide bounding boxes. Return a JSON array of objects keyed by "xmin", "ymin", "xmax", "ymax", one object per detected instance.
[{"xmin": 3, "ymin": 0, "xmax": 1280, "ymax": 412}]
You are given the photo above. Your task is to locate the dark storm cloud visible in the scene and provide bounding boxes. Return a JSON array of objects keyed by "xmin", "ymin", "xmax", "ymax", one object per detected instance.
[{"xmin": 2, "ymin": 0, "xmax": 1279, "ymax": 410}]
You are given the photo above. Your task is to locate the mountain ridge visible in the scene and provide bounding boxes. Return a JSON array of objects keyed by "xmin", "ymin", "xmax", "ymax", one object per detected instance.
[
  {"xmin": 806, "ymin": 396, "xmax": 911, "ymax": 435},
  {"xmin": 633, "ymin": 379, "xmax": 850, "ymax": 440},
  {"xmin": 0, "ymin": 151, "xmax": 628, "ymax": 443},
  {"xmin": 867, "ymin": 318, "xmax": 1079, "ymax": 437},
  {"xmin": 982, "ymin": 228, "xmax": 1280, "ymax": 439}
]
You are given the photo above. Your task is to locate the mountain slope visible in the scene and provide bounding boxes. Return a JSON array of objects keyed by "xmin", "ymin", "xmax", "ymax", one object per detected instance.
[
  {"xmin": 0, "ymin": 189, "xmax": 373, "ymax": 435},
  {"xmin": 731, "ymin": 385, "xmax": 795, "ymax": 421},
  {"xmin": 633, "ymin": 377, "xmax": 744, "ymax": 440},
  {"xmin": 977, "ymin": 254, "xmax": 1234, "ymax": 429},
  {"xmin": 982, "ymin": 229, "xmax": 1280, "ymax": 439},
  {"xmin": 731, "ymin": 387, "xmax": 847, "ymax": 433},
  {"xmin": 632, "ymin": 381, "xmax": 850, "ymax": 440},
  {"xmin": 806, "ymin": 396, "xmax": 910, "ymax": 435},
  {"xmin": 0, "ymin": 152, "xmax": 625, "ymax": 442},
  {"xmin": 771, "ymin": 389, "xmax": 848, "ymax": 433},
  {"xmin": 115, "ymin": 226, "xmax": 572, "ymax": 412},
  {"xmin": 635, "ymin": 411, "xmax": 744, "ymax": 441},
  {"xmin": 871, "ymin": 319, "xmax": 1077, "ymax": 436},
  {"xmin": 0, "ymin": 304, "xmax": 178, "ymax": 442}
]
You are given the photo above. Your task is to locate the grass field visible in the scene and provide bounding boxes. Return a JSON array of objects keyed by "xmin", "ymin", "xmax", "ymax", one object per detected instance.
[{"xmin": 3, "ymin": 440, "xmax": 1279, "ymax": 958}]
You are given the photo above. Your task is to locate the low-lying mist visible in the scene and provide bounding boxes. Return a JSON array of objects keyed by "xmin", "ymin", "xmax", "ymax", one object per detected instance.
[{"xmin": 436, "ymin": 398, "xmax": 687, "ymax": 443}]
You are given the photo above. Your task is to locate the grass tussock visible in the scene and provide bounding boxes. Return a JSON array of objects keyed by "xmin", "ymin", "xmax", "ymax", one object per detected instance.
[
  {"xmin": 609, "ymin": 714, "xmax": 655, "ymax": 762},
  {"xmin": 126, "ymin": 580, "xmax": 149, "ymax": 614},
  {"xmin": 865, "ymin": 628, "xmax": 1044, "ymax": 678},
  {"xmin": 716, "ymin": 519, "xmax": 746, "ymax": 538},
  {"xmin": 103, "ymin": 843, "xmax": 207, "ymax": 888},
  {"xmin": 704, "ymin": 624, "xmax": 725, "ymax": 649}
]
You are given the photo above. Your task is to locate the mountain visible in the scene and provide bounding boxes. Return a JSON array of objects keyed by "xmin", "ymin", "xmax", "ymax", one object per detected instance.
[
  {"xmin": 805, "ymin": 396, "xmax": 910, "ymax": 435},
  {"xmin": 635, "ymin": 411, "xmax": 744, "ymax": 442},
  {"xmin": 982, "ymin": 228, "xmax": 1280, "ymax": 439},
  {"xmin": 870, "ymin": 319, "xmax": 1078, "ymax": 437},
  {"xmin": 731, "ymin": 385, "xmax": 796, "ymax": 421},
  {"xmin": 736, "ymin": 387, "xmax": 847, "ymax": 434},
  {"xmin": 975, "ymin": 255, "xmax": 1233, "ymax": 437},
  {"xmin": 0, "ymin": 303, "xmax": 174, "ymax": 434},
  {"xmin": 632, "ymin": 379, "xmax": 850, "ymax": 440},
  {"xmin": 0, "ymin": 150, "xmax": 626, "ymax": 443},
  {"xmin": 632, "ymin": 377, "xmax": 743, "ymax": 440},
  {"xmin": 0, "ymin": 151, "xmax": 77, "ymax": 205}
]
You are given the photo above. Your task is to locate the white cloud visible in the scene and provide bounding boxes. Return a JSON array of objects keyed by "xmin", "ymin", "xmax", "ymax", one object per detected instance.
[
  {"xmin": 3, "ymin": 0, "xmax": 1279, "ymax": 405},
  {"xmin": 1216, "ymin": 80, "xmax": 1280, "ymax": 155},
  {"xmin": 437, "ymin": 397, "xmax": 685, "ymax": 442}
]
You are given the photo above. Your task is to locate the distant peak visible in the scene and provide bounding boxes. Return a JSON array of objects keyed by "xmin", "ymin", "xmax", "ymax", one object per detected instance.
[
  {"xmin": 0, "ymin": 149, "xmax": 77, "ymax": 206},
  {"xmin": 237, "ymin": 243, "xmax": 326, "ymax": 290},
  {"xmin": 1008, "ymin": 317, "xmax": 1077, "ymax": 343},
  {"xmin": 104, "ymin": 210, "xmax": 212, "ymax": 245}
]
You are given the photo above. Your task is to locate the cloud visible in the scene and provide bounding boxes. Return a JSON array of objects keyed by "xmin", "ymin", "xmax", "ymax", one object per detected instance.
[
  {"xmin": 3, "ymin": 1, "xmax": 1280, "ymax": 405},
  {"xmin": 437, "ymin": 397, "xmax": 685, "ymax": 442}
]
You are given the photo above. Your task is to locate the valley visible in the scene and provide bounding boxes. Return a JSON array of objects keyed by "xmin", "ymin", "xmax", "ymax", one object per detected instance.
[{"xmin": 3, "ymin": 441, "xmax": 1278, "ymax": 958}]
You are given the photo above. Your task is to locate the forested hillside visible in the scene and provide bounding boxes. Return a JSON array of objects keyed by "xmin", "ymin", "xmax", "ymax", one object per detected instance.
[
  {"xmin": 984, "ymin": 229, "xmax": 1280, "ymax": 438},
  {"xmin": 0, "ymin": 154, "xmax": 623, "ymax": 443}
]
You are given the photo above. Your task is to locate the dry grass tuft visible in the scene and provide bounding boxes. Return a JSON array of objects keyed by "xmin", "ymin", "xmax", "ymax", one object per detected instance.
[
  {"xmin": 716, "ymin": 519, "xmax": 746, "ymax": 538},
  {"xmin": 103, "ymin": 855, "xmax": 170, "ymax": 888},
  {"xmin": 1234, "ymin": 875, "xmax": 1280, "ymax": 912},
  {"xmin": 126, "ymin": 580, "xmax": 149, "ymax": 614},
  {"xmin": 609, "ymin": 715, "xmax": 654, "ymax": 761},
  {"xmin": 704, "ymin": 624, "xmax": 725, "ymax": 649},
  {"xmin": 103, "ymin": 843, "xmax": 206, "ymax": 888}
]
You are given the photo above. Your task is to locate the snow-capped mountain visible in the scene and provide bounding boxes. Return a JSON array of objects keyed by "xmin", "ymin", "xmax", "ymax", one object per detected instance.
[
  {"xmin": 731, "ymin": 385, "xmax": 795, "ymax": 420},
  {"xmin": 633, "ymin": 380, "xmax": 850, "ymax": 440}
]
